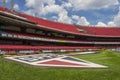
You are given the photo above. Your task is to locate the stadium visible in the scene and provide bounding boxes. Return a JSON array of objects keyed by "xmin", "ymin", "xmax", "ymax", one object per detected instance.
[
  {"xmin": 0, "ymin": 7, "xmax": 120, "ymax": 55},
  {"xmin": 0, "ymin": 0, "xmax": 120, "ymax": 80}
]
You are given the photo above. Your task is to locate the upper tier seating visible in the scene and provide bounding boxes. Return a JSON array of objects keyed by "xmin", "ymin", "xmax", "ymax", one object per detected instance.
[
  {"xmin": 0, "ymin": 7, "xmax": 120, "ymax": 37},
  {"xmin": 0, "ymin": 7, "xmax": 26, "ymax": 18},
  {"xmin": 24, "ymin": 15, "xmax": 81, "ymax": 34},
  {"xmin": 80, "ymin": 26, "xmax": 120, "ymax": 36},
  {"xmin": 0, "ymin": 7, "xmax": 83, "ymax": 35},
  {"xmin": 0, "ymin": 7, "xmax": 35, "ymax": 24},
  {"xmin": 15, "ymin": 13, "xmax": 120, "ymax": 37}
]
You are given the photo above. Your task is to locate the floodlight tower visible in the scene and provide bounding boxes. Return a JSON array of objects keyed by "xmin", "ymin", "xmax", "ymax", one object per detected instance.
[
  {"xmin": 11, "ymin": 0, "xmax": 14, "ymax": 11},
  {"xmin": 2, "ymin": 0, "xmax": 6, "ymax": 8}
]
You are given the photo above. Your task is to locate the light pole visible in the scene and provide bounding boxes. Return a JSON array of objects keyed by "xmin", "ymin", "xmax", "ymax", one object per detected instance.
[
  {"xmin": 11, "ymin": 0, "xmax": 14, "ymax": 10},
  {"xmin": 2, "ymin": 0, "xmax": 6, "ymax": 8}
]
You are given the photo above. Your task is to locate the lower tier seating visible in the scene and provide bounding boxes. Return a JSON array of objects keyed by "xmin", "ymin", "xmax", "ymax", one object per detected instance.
[
  {"xmin": 0, "ymin": 44, "xmax": 98, "ymax": 50},
  {"xmin": 1, "ymin": 30, "xmax": 119, "ymax": 43}
]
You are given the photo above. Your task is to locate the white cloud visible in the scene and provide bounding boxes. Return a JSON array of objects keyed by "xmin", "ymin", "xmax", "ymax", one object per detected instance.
[
  {"xmin": 101, "ymin": 7, "xmax": 120, "ymax": 27},
  {"xmin": 62, "ymin": 2, "xmax": 72, "ymax": 9},
  {"xmin": 25, "ymin": 0, "xmax": 55, "ymax": 8},
  {"xmin": 96, "ymin": 22, "xmax": 107, "ymax": 27},
  {"xmin": 58, "ymin": 11, "xmax": 72, "ymax": 24},
  {"xmin": 72, "ymin": 15, "xmax": 79, "ymax": 20},
  {"xmin": 25, "ymin": 0, "xmax": 35, "ymax": 7},
  {"xmin": 39, "ymin": 5, "xmax": 64, "ymax": 15},
  {"xmin": 25, "ymin": 0, "xmax": 72, "ymax": 24},
  {"xmin": 108, "ymin": 21, "xmax": 116, "ymax": 26},
  {"xmin": 113, "ymin": 8, "xmax": 120, "ymax": 26},
  {"xmin": 25, "ymin": 0, "xmax": 56, "ymax": 16},
  {"xmin": 72, "ymin": 15, "xmax": 90, "ymax": 25},
  {"xmin": 96, "ymin": 21, "xmax": 116, "ymax": 27},
  {"xmin": 24, "ymin": 0, "xmax": 120, "ymax": 27},
  {"xmin": 14, "ymin": 4, "xmax": 19, "ymax": 10},
  {"xmin": 95, "ymin": 7, "xmax": 120, "ymax": 27},
  {"xmin": 24, "ymin": 9, "xmax": 35, "ymax": 16},
  {"xmin": 40, "ymin": 4, "xmax": 72, "ymax": 24},
  {"xmin": 68, "ymin": 0, "xmax": 119, "ymax": 10},
  {"xmin": 52, "ymin": 16, "xmax": 58, "ymax": 20}
]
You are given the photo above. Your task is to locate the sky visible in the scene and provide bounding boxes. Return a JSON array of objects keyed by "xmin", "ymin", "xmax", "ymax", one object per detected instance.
[{"xmin": 0, "ymin": 0, "xmax": 120, "ymax": 27}]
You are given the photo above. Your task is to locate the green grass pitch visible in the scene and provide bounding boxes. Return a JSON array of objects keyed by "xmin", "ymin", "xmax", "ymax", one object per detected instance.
[{"xmin": 0, "ymin": 50, "xmax": 120, "ymax": 80}]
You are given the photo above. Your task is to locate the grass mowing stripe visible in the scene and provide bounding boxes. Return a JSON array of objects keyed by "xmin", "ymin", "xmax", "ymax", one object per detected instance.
[{"xmin": 0, "ymin": 50, "xmax": 120, "ymax": 80}]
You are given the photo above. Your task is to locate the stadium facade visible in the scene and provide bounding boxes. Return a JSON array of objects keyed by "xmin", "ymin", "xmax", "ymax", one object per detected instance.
[{"xmin": 0, "ymin": 7, "xmax": 120, "ymax": 55}]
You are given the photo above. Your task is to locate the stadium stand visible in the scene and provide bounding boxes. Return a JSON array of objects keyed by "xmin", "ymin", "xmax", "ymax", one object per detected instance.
[
  {"xmin": 0, "ymin": 7, "xmax": 120, "ymax": 55},
  {"xmin": 0, "ymin": 44, "xmax": 98, "ymax": 51},
  {"xmin": 80, "ymin": 26, "xmax": 120, "ymax": 36},
  {"xmin": 0, "ymin": 30, "xmax": 7, "ymax": 34}
]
